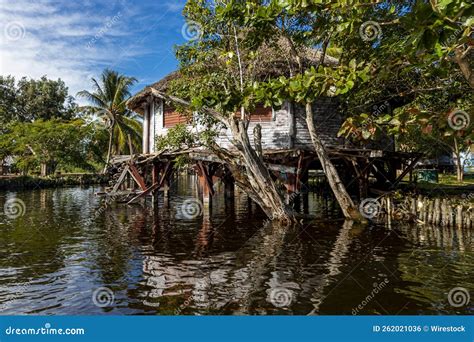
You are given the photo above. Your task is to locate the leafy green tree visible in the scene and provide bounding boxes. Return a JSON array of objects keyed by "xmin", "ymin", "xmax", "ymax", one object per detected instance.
[
  {"xmin": 323, "ymin": 0, "xmax": 474, "ymax": 182},
  {"xmin": 3, "ymin": 120, "xmax": 96, "ymax": 176},
  {"xmin": 170, "ymin": 0, "xmax": 306, "ymax": 221},
  {"xmin": 0, "ymin": 75, "xmax": 77, "ymax": 125},
  {"xmin": 77, "ymin": 69, "xmax": 141, "ymax": 172},
  {"xmin": 0, "ymin": 76, "xmax": 18, "ymax": 130}
]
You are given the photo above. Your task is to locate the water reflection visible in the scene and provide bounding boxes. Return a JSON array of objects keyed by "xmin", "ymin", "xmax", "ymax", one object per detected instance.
[{"xmin": 0, "ymin": 179, "xmax": 472, "ymax": 315}]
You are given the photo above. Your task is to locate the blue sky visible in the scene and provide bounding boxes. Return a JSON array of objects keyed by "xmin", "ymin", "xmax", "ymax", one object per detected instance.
[{"xmin": 0, "ymin": 0, "xmax": 189, "ymax": 103}]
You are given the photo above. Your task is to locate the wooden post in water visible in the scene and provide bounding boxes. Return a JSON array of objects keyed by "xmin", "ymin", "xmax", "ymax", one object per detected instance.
[
  {"xmin": 195, "ymin": 161, "xmax": 214, "ymax": 214},
  {"xmin": 411, "ymin": 197, "xmax": 417, "ymax": 218},
  {"xmin": 427, "ymin": 200, "xmax": 433, "ymax": 224},
  {"xmin": 448, "ymin": 201, "xmax": 454, "ymax": 227},
  {"xmin": 456, "ymin": 205, "xmax": 463, "ymax": 229},
  {"xmin": 152, "ymin": 163, "xmax": 159, "ymax": 206},
  {"xmin": 224, "ymin": 179, "xmax": 234, "ymax": 200},
  {"xmin": 441, "ymin": 199, "xmax": 448, "ymax": 227},
  {"xmin": 469, "ymin": 208, "xmax": 474, "ymax": 228},
  {"xmin": 386, "ymin": 197, "xmax": 392, "ymax": 227},
  {"xmin": 423, "ymin": 197, "xmax": 429, "ymax": 223},
  {"xmin": 433, "ymin": 198, "xmax": 441, "ymax": 226}
]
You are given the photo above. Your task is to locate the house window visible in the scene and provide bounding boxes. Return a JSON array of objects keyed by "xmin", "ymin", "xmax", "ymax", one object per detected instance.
[
  {"xmin": 234, "ymin": 105, "xmax": 275, "ymax": 121},
  {"xmin": 163, "ymin": 104, "xmax": 188, "ymax": 128},
  {"xmin": 250, "ymin": 105, "xmax": 274, "ymax": 122}
]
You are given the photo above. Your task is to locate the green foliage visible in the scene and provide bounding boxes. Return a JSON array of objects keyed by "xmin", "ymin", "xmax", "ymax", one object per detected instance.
[
  {"xmin": 77, "ymin": 69, "xmax": 141, "ymax": 157},
  {"xmin": 0, "ymin": 75, "xmax": 77, "ymax": 126},
  {"xmin": 155, "ymin": 123, "xmax": 196, "ymax": 151},
  {"xmin": 1, "ymin": 119, "xmax": 100, "ymax": 174}
]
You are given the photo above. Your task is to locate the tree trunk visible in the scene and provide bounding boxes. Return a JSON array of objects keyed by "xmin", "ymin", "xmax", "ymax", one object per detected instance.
[
  {"xmin": 453, "ymin": 137, "xmax": 464, "ymax": 183},
  {"xmin": 211, "ymin": 119, "xmax": 295, "ymax": 223},
  {"xmin": 40, "ymin": 161, "xmax": 56, "ymax": 177},
  {"xmin": 40, "ymin": 162, "xmax": 47, "ymax": 177},
  {"xmin": 157, "ymin": 92, "xmax": 295, "ymax": 222},
  {"xmin": 233, "ymin": 120, "xmax": 295, "ymax": 222},
  {"xmin": 103, "ymin": 127, "xmax": 114, "ymax": 173},
  {"xmin": 305, "ymin": 103, "xmax": 365, "ymax": 222},
  {"xmin": 454, "ymin": 47, "xmax": 474, "ymax": 89},
  {"xmin": 455, "ymin": 156, "xmax": 464, "ymax": 183}
]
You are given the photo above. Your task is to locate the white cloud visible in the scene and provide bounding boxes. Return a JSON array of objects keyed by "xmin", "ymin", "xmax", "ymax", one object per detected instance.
[{"xmin": 0, "ymin": 0, "xmax": 148, "ymax": 104}]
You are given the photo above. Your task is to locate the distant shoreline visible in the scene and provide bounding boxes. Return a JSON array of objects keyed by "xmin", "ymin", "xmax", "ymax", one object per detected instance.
[{"xmin": 0, "ymin": 174, "xmax": 109, "ymax": 191}]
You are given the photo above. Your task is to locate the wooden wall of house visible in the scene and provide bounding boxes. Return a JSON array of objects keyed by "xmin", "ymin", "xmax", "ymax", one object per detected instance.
[
  {"xmin": 149, "ymin": 98, "xmax": 346, "ymax": 152},
  {"xmin": 293, "ymin": 98, "xmax": 344, "ymax": 150},
  {"xmin": 215, "ymin": 103, "xmax": 292, "ymax": 150}
]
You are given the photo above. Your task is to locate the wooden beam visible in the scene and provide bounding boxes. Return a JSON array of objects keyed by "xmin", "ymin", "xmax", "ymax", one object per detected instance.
[
  {"xmin": 266, "ymin": 163, "xmax": 297, "ymax": 173},
  {"xmin": 152, "ymin": 163, "xmax": 159, "ymax": 185},
  {"xmin": 127, "ymin": 186, "xmax": 156, "ymax": 204},
  {"xmin": 158, "ymin": 162, "xmax": 172, "ymax": 189},
  {"xmin": 389, "ymin": 155, "xmax": 422, "ymax": 189},
  {"xmin": 128, "ymin": 164, "xmax": 147, "ymax": 191},
  {"xmin": 295, "ymin": 152, "xmax": 304, "ymax": 191},
  {"xmin": 111, "ymin": 165, "xmax": 129, "ymax": 194},
  {"xmin": 197, "ymin": 161, "xmax": 215, "ymax": 196}
]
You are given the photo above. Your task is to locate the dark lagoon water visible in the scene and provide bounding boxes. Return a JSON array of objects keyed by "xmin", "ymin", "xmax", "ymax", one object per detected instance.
[{"xmin": 0, "ymin": 176, "xmax": 472, "ymax": 315}]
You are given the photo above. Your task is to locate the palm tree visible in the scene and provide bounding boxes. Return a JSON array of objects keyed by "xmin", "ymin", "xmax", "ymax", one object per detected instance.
[{"xmin": 78, "ymin": 69, "xmax": 140, "ymax": 172}]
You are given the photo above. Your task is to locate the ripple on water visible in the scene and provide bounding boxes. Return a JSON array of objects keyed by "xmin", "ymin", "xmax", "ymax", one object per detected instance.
[{"xmin": 0, "ymin": 183, "xmax": 472, "ymax": 315}]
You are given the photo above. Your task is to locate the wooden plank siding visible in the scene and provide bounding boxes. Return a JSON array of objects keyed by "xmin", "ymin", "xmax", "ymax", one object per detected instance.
[
  {"xmin": 150, "ymin": 99, "xmax": 351, "ymax": 152},
  {"xmin": 163, "ymin": 104, "xmax": 189, "ymax": 128},
  {"xmin": 293, "ymin": 98, "xmax": 344, "ymax": 149},
  {"xmin": 217, "ymin": 102, "xmax": 293, "ymax": 150}
]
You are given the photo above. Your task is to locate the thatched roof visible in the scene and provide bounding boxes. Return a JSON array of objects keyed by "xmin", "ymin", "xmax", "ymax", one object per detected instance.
[{"xmin": 127, "ymin": 41, "xmax": 338, "ymax": 115}]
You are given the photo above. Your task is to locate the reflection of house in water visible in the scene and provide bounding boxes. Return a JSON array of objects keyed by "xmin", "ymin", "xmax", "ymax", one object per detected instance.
[
  {"xmin": 141, "ymin": 215, "xmax": 292, "ymax": 313},
  {"xmin": 142, "ymin": 253, "xmax": 233, "ymax": 310}
]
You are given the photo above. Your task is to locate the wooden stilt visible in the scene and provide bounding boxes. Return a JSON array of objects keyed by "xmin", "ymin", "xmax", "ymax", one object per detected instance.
[
  {"xmin": 224, "ymin": 179, "xmax": 234, "ymax": 200},
  {"xmin": 152, "ymin": 162, "xmax": 159, "ymax": 206},
  {"xmin": 195, "ymin": 161, "xmax": 214, "ymax": 212}
]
